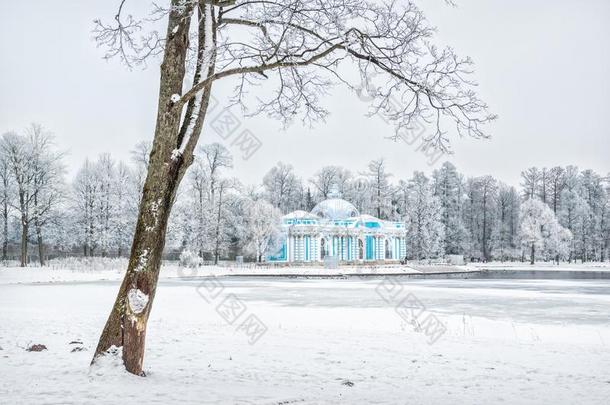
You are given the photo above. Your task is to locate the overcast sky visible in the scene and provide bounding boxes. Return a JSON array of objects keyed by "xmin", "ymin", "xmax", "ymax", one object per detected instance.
[{"xmin": 1, "ymin": 0, "xmax": 608, "ymax": 188}]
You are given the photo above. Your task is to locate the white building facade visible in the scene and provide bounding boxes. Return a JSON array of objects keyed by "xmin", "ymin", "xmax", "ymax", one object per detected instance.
[{"xmin": 268, "ymin": 195, "xmax": 407, "ymax": 263}]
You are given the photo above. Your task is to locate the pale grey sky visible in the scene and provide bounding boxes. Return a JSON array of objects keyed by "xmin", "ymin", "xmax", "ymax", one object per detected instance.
[{"xmin": 1, "ymin": 0, "xmax": 608, "ymax": 187}]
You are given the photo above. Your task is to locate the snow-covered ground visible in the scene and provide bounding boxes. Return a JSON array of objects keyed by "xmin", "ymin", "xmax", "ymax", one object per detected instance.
[
  {"xmin": 471, "ymin": 261, "xmax": 610, "ymax": 271},
  {"xmin": 1, "ymin": 266, "xmax": 610, "ymax": 404},
  {"xmin": 2, "ymin": 259, "xmax": 608, "ymax": 287},
  {"xmin": 0, "ymin": 262, "xmax": 470, "ymax": 286}
]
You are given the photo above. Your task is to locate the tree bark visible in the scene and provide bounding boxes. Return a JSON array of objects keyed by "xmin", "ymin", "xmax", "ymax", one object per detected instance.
[
  {"xmin": 92, "ymin": 1, "xmax": 216, "ymax": 376},
  {"xmin": 20, "ymin": 219, "xmax": 28, "ymax": 267},
  {"xmin": 530, "ymin": 243, "xmax": 535, "ymax": 265},
  {"xmin": 2, "ymin": 199, "xmax": 7, "ymax": 261},
  {"xmin": 213, "ymin": 185, "xmax": 223, "ymax": 265},
  {"xmin": 36, "ymin": 225, "xmax": 44, "ymax": 267}
]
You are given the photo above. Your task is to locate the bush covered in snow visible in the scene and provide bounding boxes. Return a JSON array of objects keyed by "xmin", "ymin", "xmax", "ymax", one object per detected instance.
[{"xmin": 179, "ymin": 250, "xmax": 202, "ymax": 268}]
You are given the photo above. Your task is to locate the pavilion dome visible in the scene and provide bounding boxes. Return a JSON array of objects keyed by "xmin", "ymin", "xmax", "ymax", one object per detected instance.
[{"xmin": 311, "ymin": 198, "xmax": 360, "ymax": 220}]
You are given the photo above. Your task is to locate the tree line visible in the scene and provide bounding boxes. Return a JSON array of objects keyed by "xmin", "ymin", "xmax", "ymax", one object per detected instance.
[
  {"xmin": 1, "ymin": 124, "xmax": 609, "ymax": 266},
  {"xmin": 254, "ymin": 158, "xmax": 609, "ymax": 264}
]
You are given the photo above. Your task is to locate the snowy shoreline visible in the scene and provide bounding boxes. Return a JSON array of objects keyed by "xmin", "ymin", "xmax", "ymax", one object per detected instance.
[{"xmin": 2, "ymin": 262, "xmax": 610, "ymax": 286}]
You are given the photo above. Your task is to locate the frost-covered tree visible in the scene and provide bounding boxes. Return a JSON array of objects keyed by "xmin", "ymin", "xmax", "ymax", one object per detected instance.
[
  {"xmin": 181, "ymin": 143, "xmax": 233, "ymax": 258},
  {"xmin": 491, "ymin": 184, "xmax": 520, "ymax": 261},
  {"xmin": 130, "ymin": 140, "xmax": 151, "ymax": 199},
  {"xmin": 263, "ymin": 162, "xmax": 303, "ymax": 213},
  {"xmin": 463, "ymin": 176, "xmax": 497, "ymax": 261},
  {"xmin": 188, "ymin": 155, "xmax": 212, "ymax": 257},
  {"xmin": 432, "ymin": 162, "xmax": 467, "ymax": 255},
  {"xmin": 0, "ymin": 125, "xmax": 64, "ymax": 266},
  {"xmin": 344, "ymin": 177, "xmax": 371, "ymax": 214},
  {"xmin": 94, "ymin": 154, "xmax": 116, "ymax": 257},
  {"xmin": 114, "ymin": 162, "xmax": 137, "ymax": 257},
  {"xmin": 545, "ymin": 226, "xmax": 573, "ymax": 264},
  {"xmin": 72, "ymin": 156, "xmax": 136, "ymax": 258},
  {"xmin": 558, "ymin": 186, "xmax": 589, "ymax": 262},
  {"xmin": 30, "ymin": 129, "xmax": 65, "ymax": 266},
  {"xmin": 580, "ymin": 170, "xmax": 607, "ymax": 262},
  {"xmin": 310, "ymin": 166, "xmax": 352, "ymax": 201},
  {"xmin": 198, "ymin": 143, "xmax": 233, "ymax": 204},
  {"xmin": 168, "ymin": 144, "xmax": 238, "ymax": 260},
  {"xmin": 210, "ymin": 179, "xmax": 239, "ymax": 264},
  {"xmin": 520, "ymin": 198, "xmax": 571, "ymax": 264},
  {"xmin": 364, "ymin": 159, "xmax": 393, "ymax": 220},
  {"xmin": 521, "ymin": 167, "xmax": 540, "ymax": 200},
  {"xmin": 243, "ymin": 199, "xmax": 282, "ymax": 262},
  {"xmin": 304, "ymin": 187, "xmax": 316, "ymax": 211},
  {"xmin": 91, "ymin": 0, "xmax": 495, "ymax": 373},
  {"xmin": 394, "ymin": 179, "xmax": 409, "ymax": 222},
  {"xmin": 166, "ymin": 197, "xmax": 195, "ymax": 255},
  {"xmin": 0, "ymin": 151, "xmax": 12, "ymax": 261},
  {"xmin": 547, "ymin": 166, "xmax": 566, "ymax": 214},
  {"xmin": 551, "ymin": 167, "xmax": 610, "ymax": 263},
  {"xmin": 72, "ymin": 159, "xmax": 98, "ymax": 256},
  {"xmin": 538, "ymin": 168, "xmax": 550, "ymax": 204},
  {"xmin": 602, "ymin": 174, "xmax": 610, "ymax": 262},
  {"xmin": 404, "ymin": 172, "xmax": 444, "ymax": 260}
]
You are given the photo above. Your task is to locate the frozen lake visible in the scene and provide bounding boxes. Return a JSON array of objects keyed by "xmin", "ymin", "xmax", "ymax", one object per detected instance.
[
  {"xmin": 1, "ymin": 274, "xmax": 609, "ymax": 404},
  {"xmin": 169, "ymin": 277, "xmax": 610, "ymax": 325}
]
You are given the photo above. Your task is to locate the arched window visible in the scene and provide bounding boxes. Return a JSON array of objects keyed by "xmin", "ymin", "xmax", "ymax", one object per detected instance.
[
  {"xmin": 385, "ymin": 239, "xmax": 392, "ymax": 259},
  {"xmin": 320, "ymin": 238, "xmax": 327, "ymax": 259}
]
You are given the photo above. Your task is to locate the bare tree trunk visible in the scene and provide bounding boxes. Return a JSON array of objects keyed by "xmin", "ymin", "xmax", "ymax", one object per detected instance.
[
  {"xmin": 92, "ymin": 2, "xmax": 215, "ymax": 376},
  {"xmin": 530, "ymin": 243, "xmax": 535, "ymax": 265},
  {"xmin": 36, "ymin": 224, "xmax": 44, "ymax": 267},
  {"xmin": 20, "ymin": 219, "xmax": 28, "ymax": 267},
  {"xmin": 213, "ymin": 186, "xmax": 223, "ymax": 265},
  {"xmin": 2, "ymin": 200, "xmax": 7, "ymax": 261}
]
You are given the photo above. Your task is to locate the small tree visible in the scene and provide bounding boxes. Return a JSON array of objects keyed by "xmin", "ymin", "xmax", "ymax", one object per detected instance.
[
  {"xmin": 263, "ymin": 162, "xmax": 303, "ymax": 213},
  {"xmin": 520, "ymin": 198, "xmax": 570, "ymax": 264},
  {"xmin": 244, "ymin": 199, "xmax": 282, "ymax": 262},
  {"xmin": 364, "ymin": 159, "xmax": 393, "ymax": 220},
  {"xmin": 432, "ymin": 162, "xmax": 468, "ymax": 256},
  {"xmin": 545, "ymin": 226, "xmax": 572, "ymax": 264},
  {"xmin": 310, "ymin": 166, "xmax": 352, "ymax": 201},
  {"xmin": 404, "ymin": 172, "xmax": 445, "ymax": 260}
]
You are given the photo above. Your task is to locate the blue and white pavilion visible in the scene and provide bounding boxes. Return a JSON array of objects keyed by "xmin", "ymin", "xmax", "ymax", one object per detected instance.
[{"xmin": 269, "ymin": 192, "xmax": 407, "ymax": 263}]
